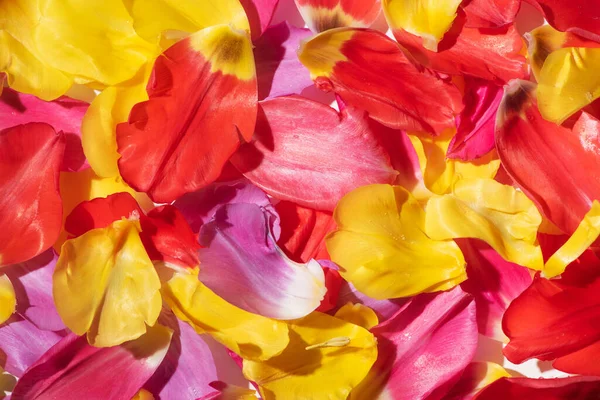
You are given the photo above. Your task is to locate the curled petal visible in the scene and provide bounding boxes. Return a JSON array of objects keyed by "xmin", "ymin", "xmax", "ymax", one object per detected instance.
[
  {"xmin": 298, "ymin": 28, "xmax": 463, "ymax": 134},
  {"xmin": 232, "ymin": 96, "xmax": 398, "ymax": 211},
  {"xmin": 295, "ymin": 0, "xmax": 381, "ymax": 32},
  {"xmin": 474, "ymin": 376, "xmax": 600, "ymax": 399},
  {"xmin": 327, "ymin": 184, "xmax": 466, "ymax": 299},
  {"xmin": 0, "ymin": 275, "xmax": 15, "ymax": 325}
]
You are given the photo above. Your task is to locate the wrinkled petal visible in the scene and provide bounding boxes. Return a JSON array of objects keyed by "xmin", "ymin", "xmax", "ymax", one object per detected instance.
[
  {"xmin": 458, "ymin": 239, "xmax": 532, "ymax": 341},
  {"xmin": 425, "ymin": 178, "xmax": 543, "ymax": 270},
  {"xmin": 495, "ymin": 80, "xmax": 600, "ymax": 235},
  {"xmin": 54, "ymin": 219, "xmax": 162, "ymax": 347},
  {"xmin": 12, "ymin": 325, "xmax": 172, "ymax": 399},
  {"xmin": 295, "ymin": 0, "xmax": 381, "ymax": 32},
  {"xmin": 446, "ymin": 362, "xmax": 510, "ymax": 400},
  {"xmin": 474, "ymin": 376, "xmax": 600, "ymax": 399},
  {"xmin": 0, "ymin": 123, "xmax": 64, "ymax": 266},
  {"xmin": 232, "ymin": 96, "xmax": 398, "ymax": 211},
  {"xmin": 531, "ymin": 0, "xmax": 600, "ymax": 38},
  {"xmin": 241, "ymin": 0, "xmax": 280, "ymax": 40},
  {"xmin": 161, "ymin": 270, "xmax": 290, "ymax": 361},
  {"xmin": 351, "ymin": 287, "xmax": 478, "ymax": 400},
  {"xmin": 0, "ymin": 274, "xmax": 15, "ymax": 325},
  {"xmin": 298, "ymin": 28, "xmax": 464, "ymax": 134},
  {"xmin": 462, "ymin": 0, "xmax": 520, "ymax": 28},
  {"xmin": 243, "ymin": 309, "xmax": 378, "ymax": 400},
  {"xmin": 327, "ymin": 184, "xmax": 466, "ymax": 299},
  {"xmin": 117, "ymin": 25, "xmax": 257, "ymax": 203},
  {"xmin": 199, "ymin": 202, "xmax": 326, "ymax": 319},
  {"xmin": 254, "ymin": 22, "xmax": 314, "ymax": 100}
]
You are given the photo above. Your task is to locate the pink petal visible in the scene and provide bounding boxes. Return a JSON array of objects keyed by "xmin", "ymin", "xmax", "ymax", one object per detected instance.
[
  {"xmin": 241, "ymin": 0, "xmax": 280, "ymax": 40},
  {"xmin": 335, "ymin": 280, "xmax": 407, "ymax": 322}
]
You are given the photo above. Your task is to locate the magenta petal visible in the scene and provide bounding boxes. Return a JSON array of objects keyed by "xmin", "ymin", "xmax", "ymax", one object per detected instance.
[
  {"xmin": 365, "ymin": 287, "xmax": 478, "ymax": 400},
  {"xmin": 447, "ymin": 79, "xmax": 502, "ymax": 160},
  {"xmin": 240, "ymin": 0, "xmax": 280, "ymax": 40},
  {"xmin": 458, "ymin": 239, "xmax": 532, "ymax": 341},
  {"xmin": 12, "ymin": 326, "xmax": 172, "ymax": 399},
  {"xmin": 254, "ymin": 22, "xmax": 313, "ymax": 100},
  {"xmin": 475, "ymin": 376, "xmax": 600, "ymax": 399},
  {"xmin": 198, "ymin": 202, "xmax": 326, "ymax": 320},
  {"xmin": 4, "ymin": 249, "xmax": 65, "ymax": 332}
]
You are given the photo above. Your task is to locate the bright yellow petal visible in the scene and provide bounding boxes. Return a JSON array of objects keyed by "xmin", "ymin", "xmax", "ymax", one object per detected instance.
[
  {"xmin": 527, "ymin": 25, "xmax": 568, "ymax": 81},
  {"xmin": 382, "ymin": 0, "xmax": 462, "ymax": 51},
  {"xmin": 544, "ymin": 200, "xmax": 600, "ymax": 278},
  {"xmin": 0, "ymin": 274, "xmax": 16, "ymax": 324},
  {"xmin": 161, "ymin": 269, "xmax": 289, "ymax": 361},
  {"xmin": 537, "ymin": 47, "xmax": 600, "ymax": 124},
  {"xmin": 327, "ymin": 184, "xmax": 466, "ymax": 300},
  {"xmin": 243, "ymin": 311, "xmax": 377, "ymax": 400},
  {"xmin": 54, "ymin": 219, "xmax": 162, "ymax": 347},
  {"xmin": 425, "ymin": 178, "xmax": 544, "ymax": 270},
  {"xmin": 334, "ymin": 303, "xmax": 379, "ymax": 330}
]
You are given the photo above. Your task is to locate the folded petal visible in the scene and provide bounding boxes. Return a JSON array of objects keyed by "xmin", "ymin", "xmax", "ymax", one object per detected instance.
[
  {"xmin": 462, "ymin": 0, "xmax": 520, "ymax": 28},
  {"xmin": 0, "ymin": 123, "xmax": 64, "ymax": 266},
  {"xmin": 198, "ymin": 202, "xmax": 325, "ymax": 319},
  {"xmin": 295, "ymin": 0, "xmax": 381, "ymax": 32},
  {"xmin": 446, "ymin": 362, "xmax": 510, "ymax": 400},
  {"xmin": 447, "ymin": 79, "xmax": 503, "ymax": 161},
  {"xmin": 495, "ymin": 80, "xmax": 600, "ymax": 235},
  {"xmin": 474, "ymin": 376, "xmax": 600, "ymax": 399},
  {"xmin": 298, "ymin": 28, "xmax": 463, "ymax": 134},
  {"xmin": 327, "ymin": 184, "xmax": 466, "ymax": 299},
  {"xmin": 458, "ymin": 239, "xmax": 532, "ymax": 341},
  {"xmin": 232, "ymin": 96, "xmax": 398, "ymax": 210},
  {"xmin": 54, "ymin": 219, "xmax": 162, "ymax": 347},
  {"xmin": 532, "ymin": 0, "xmax": 600, "ymax": 38},
  {"xmin": 352, "ymin": 287, "xmax": 477, "ymax": 400},
  {"xmin": 425, "ymin": 178, "xmax": 543, "ymax": 270},
  {"xmin": 161, "ymin": 270, "xmax": 290, "ymax": 361},
  {"xmin": 254, "ymin": 22, "xmax": 313, "ymax": 100},
  {"xmin": 381, "ymin": 0, "xmax": 462, "ymax": 51},
  {"xmin": 117, "ymin": 25, "xmax": 257, "ymax": 203},
  {"xmin": 241, "ymin": 0, "xmax": 279, "ymax": 40},
  {"xmin": 0, "ymin": 274, "xmax": 15, "ymax": 324},
  {"xmin": 12, "ymin": 325, "xmax": 172, "ymax": 399},
  {"xmin": 242, "ymin": 309, "xmax": 378, "ymax": 400}
]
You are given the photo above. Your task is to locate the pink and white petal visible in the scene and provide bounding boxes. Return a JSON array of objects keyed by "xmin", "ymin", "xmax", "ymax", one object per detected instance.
[
  {"xmin": 12, "ymin": 325, "xmax": 172, "ymax": 399},
  {"xmin": 254, "ymin": 22, "xmax": 313, "ymax": 100},
  {"xmin": 458, "ymin": 239, "xmax": 532, "ymax": 341},
  {"xmin": 198, "ymin": 203, "xmax": 326, "ymax": 320},
  {"xmin": 241, "ymin": 0, "xmax": 280, "ymax": 40}
]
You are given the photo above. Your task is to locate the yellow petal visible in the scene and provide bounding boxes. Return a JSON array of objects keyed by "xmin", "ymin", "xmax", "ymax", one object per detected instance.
[
  {"xmin": 327, "ymin": 184, "xmax": 466, "ymax": 300},
  {"xmin": 54, "ymin": 219, "xmax": 162, "ymax": 347},
  {"xmin": 131, "ymin": 389, "xmax": 155, "ymax": 400},
  {"xmin": 537, "ymin": 47, "xmax": 600, "ymax": 124},
  {"xmin": 0, "ymin": 274, "xmax": 16, "ymax": 324},
  {"xmin": 382, "ymin": 0, "xmax": 462, "ymax": 51},
  {"xmin": 425, "ymin": 178, "xmax": 544, "ymax": 270},
  {"xmin": 243, "ymin": 311, "xmax": 377, "ymax": 400},
  {"xmin": 335, "ymin": 303, "xmax": 379, "ymax": 330},
  {"xmin": 544, "ymin": 200, "xmax": 600, "ymax": 278},
  {"xmin": 161, "ymin": 269, "xmax": 289, "ymax": 361},
  {"xmin": 458, "ymin": 362, "xmax": 511, "ymax": 397},
  {"xmin": 527, "ymin": 25, "xmax": 568, "ymax": 81}
]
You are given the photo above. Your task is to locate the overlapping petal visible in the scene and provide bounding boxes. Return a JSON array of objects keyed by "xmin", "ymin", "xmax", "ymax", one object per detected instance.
[
  {"xmin": 446, "ymin": 362, "xmax": 510, "ymax": 400},
  {"xmin": 295, "ymin": 0, "xmax": 381, "ymax": 32},
  {"xmin": 462, "ymin": 0, "xmax": 520, "ymax": 28},
  {"xmin": 241, "ymin": 0, "xmax": 280, "ymax": 40},
  {"xmin": 531, "ymin": 0, "xmax": 600, "ymax": 38},
  {"xmin": 0, "ymin": 274, "xmax": 15, "ymax": 324},
  {"xmin": 474, "ymin": 376, "xmax": 600, "ymax": 399}
]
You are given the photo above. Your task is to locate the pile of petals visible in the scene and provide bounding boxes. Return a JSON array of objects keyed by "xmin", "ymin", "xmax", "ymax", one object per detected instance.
[{"xmin": 3, "ymin": 0, "xmax": 600, "ymax": 399}]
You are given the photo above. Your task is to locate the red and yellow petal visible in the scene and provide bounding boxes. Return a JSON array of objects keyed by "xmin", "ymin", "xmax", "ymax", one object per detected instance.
[{"xmin": 295, "ymin": 0, "xmax": 381, "ymax": 32}]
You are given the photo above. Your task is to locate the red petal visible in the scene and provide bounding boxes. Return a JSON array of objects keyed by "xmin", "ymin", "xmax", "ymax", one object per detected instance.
[
  {"xmin": 495, "ymin": 80, "xmax": 600, "ymax": 234},
  {"xmin": 532, "ymin": 0, "xmax": 600, "ymax": 38},
  {"xmin": 0, "ymin": 123, "xmax": 64, "ymax": 266},
  {"xmin": 462, "ymin": 0, "xmax": 520, "ymax": 28},
  {"xmin": 474, "ymin": 376, "xmax": 600, "ymax": 400},
  {"xmin": 117, "ymin": 27, "xmax": 257, "ymax": 203},
  {"xmin": 231, "ymin": 96, "xmax": 398, "ymax": 210},
  {"xmin": 295, "ymin": 0, "xmax": 381, "ymax": 31}
]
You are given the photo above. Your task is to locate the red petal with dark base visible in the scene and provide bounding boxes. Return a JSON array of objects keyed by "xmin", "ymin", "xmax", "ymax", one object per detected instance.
[
  {"xmin": 462, "ymin": 0, "xmax": 521, "ymax": 28},
  {"xmin": 117, "ymin": 27, "xmax": 257, "ymax": 203},
  {"xmin": 295, "ymin": 0, "xmax": 381, "ymax": 31},
  {"xmin": 495, "ymin": 80, "xmax": 600, "ymax": 235},
  {"xmin": 0, "ymin": 123, "xmax": 64, "ymax": 267},
  {"xmin": 531, "ymin": 0, "xmax": 600, "ymax": 38},
  {"xmin": 474, "ymin": 376, "xmax": 600, "ymax": 400},
  {"xmin": 231, "ymin": 96, "xmax": 398, "ymax": 211}
]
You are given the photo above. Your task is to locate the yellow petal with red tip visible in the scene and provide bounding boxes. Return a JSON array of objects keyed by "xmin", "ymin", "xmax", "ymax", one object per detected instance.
[
  {"xmin": 242, "ymin": 311, "xmax": 377, "ymax": 400},
  {"xmin": 54, "ymin": 219, "xmax": 162, "ymax": 347},
  {"xmin": 382, "ymin": 0, "xmax": 462, "ymax": 51},
  {"xmin": 0, "ymin": 274, "xmax": 16, "ymax": 324},
  {"xmin": 425, "ymin": 178, "xmax": 544, "ymax": 270},
  {"xmin": 161, "ymin": 270, "xmax": 289, "ymax": 361},
  {"xmin": 544, "ymin": 201, "xmax": 600, "ymax": 278},
  {"xmin": 327, "ymin": 184, "xmax": 466, "ymax": 300},
  {"xmin": 537, "ymin": 47, "xmax": 600, "ymax": 124}
]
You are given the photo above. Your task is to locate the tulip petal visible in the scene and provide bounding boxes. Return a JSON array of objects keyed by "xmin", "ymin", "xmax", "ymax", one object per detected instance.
[
  {"xmin": 0, "ymin": 274, "xmax": 15, "ymax": 325},
  {"xmin": 298, "ymin": 28, "xmax": 463, "ymax": 134},
  {"xmin": 54, "ymin": 219, "xmax": 162, "ymax": 347},
  {"xmin": 335, "ymin": 280, "xmax": 407, "ymax": 323},
  {"xmin": 352, "ymin": 287, "xmax": 478, "ymax": 400},
  {"xmin": 117, "ymin": 25, "xmax": 258, "ymax": 203},
  {"xmin": 12, "ymin": 325, "xmax": 172, "ymax": 399},
  {"xmin": 295, "ymin": 0, "xmax": 381, "ymax": 32},
  {"xmin": 254, "ymin": 22, "xmax": 314, "ymax": 100},
  {"xmin": 198, "ymin": 202, "xmax": 326, "ymax": 319},
  {"xmin": 199, "ymin": 383, "xmax": 258, "ymax": 400},
  {"xmin": 462, "ymin": 0, "xmax": 520, "ymax": 28},
  {"xmin": 425, "ymin": 178, "xmax": 543, "ymax": 270},
  {"xmin": 474, "ymin": 376, "xmax": 600, "ymax": 399},
  {"xmin": 232, "ymin": 96, "xmax": 398, "ymax": 211},
  {"xmin": 446, "ymin": 362, "xmax": 510, "ymax": 400},
  {"xmin": 242, "ymin": 310, "xmax": 378, "ymax": 400},
  {"xmin": 327, "ymin": 184, "xmax": 466, "ymax": 299},
  {"xmin": 161, "ymin": 270, "xmax": 290, "ymax": 361},
  {"xmin": 241, "ymin": 0, "xmax": 280, "ymax": 40},
  {"xmin": 0, "ymin": 123, "xmax": 64, "ymax": 266},
  {"xmin": 495, "ymin": 80, "xmax": 600, "ymax": 235},
  {"xmin": 532, "ymin": 0, "xmax": 600, "ymax": 38}
]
